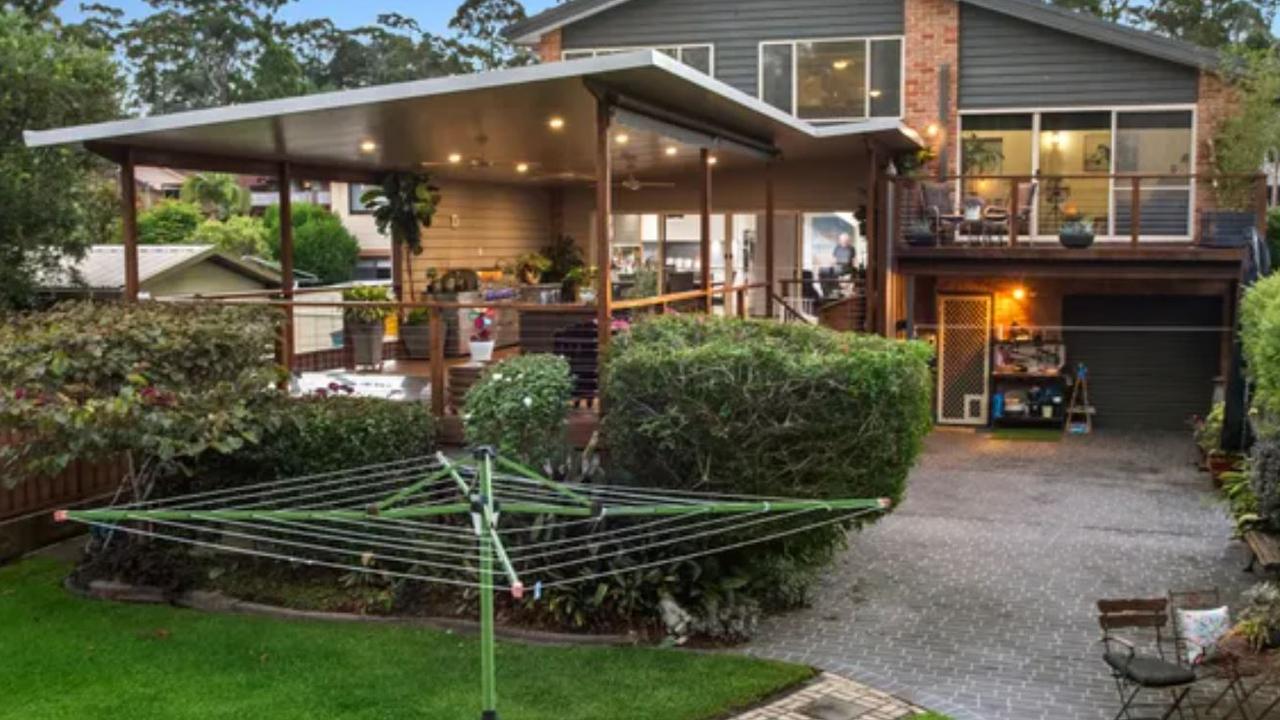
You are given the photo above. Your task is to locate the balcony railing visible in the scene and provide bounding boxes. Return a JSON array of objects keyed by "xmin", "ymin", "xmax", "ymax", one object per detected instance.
[{"xmin": 891, "ymin": 173, "xmax": 1267, "ymax": 250}]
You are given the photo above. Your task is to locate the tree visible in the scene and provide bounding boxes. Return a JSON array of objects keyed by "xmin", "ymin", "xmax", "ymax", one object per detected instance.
[
  {"xmin": 449, "ymin": 0, "xmax": 534, "ymax": 71},
  {"xmin": 137, "ymin": 200, "xmax": 203, "ymax": 244},
  {"xmin": 0, "ymin": 10, "xmax": 119, "ymax": 310},
  {"xmin": 263, "ymin": 202, "xmax": 360, "ymax": 284},
  {"xmin": 179, "ymin": 172, "xmax": 250, "ymax": 220},
  {"xmin": 1139, "ymin": 0, "xmax": 1277, "ymax": 48},
  {"xmin": 190, "ymin": 215, "xmax": 270, "ymax": 257},
  {"xmin": 1211, "ymin": 49, "xmax": 1280, "ymax": 204}
]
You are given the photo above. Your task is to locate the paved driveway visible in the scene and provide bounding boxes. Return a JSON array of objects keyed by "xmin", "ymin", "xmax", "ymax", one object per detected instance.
[{"xmin": 746, "ymin": 430, "xmax": 1253, "ymax": 720}]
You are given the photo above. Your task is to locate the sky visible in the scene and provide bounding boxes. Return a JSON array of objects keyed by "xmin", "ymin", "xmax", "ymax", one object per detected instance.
[{"xmin": 56, "ymin": 0, "xmax": 560, "ymax": 32}]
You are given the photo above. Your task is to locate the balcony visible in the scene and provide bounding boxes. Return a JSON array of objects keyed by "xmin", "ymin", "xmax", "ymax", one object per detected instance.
[{"xmin": 888, "ymin": 173, "xmax": 1265, "ymax": 279}]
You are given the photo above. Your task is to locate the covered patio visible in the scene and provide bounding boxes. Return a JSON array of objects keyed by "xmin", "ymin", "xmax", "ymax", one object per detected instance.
[{"xmin": 25, "ymin": 52, "xmax": 920, "ymax": 426}]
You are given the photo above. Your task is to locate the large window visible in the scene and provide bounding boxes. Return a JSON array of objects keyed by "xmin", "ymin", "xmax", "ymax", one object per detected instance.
[
  {"xmin": 958, "ymin": 108, "xmax": 1195, "ymax": 240},
  {"xmin": 562, "ymin": 45, "xmax": 714, "ymax": 75},
  {"xmin": 759, "ymin": 37, "xmax": 902, "ymax": 121}
]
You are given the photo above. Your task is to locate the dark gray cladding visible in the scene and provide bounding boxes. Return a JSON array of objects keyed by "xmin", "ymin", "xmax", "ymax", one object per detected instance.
[
  {"xmin": 562, "ymin": 0, "xmax": 905, "ymax": 97},
  {"xmin": 959, "ymin": 4, "xmax": 1198, "ymax": 109}
]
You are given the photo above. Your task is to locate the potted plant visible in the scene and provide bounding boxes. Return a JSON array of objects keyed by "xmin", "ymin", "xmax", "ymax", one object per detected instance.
[
  {"xmin": 904, "ymin": 219, "xmax": 937, "ymax": 247},
  {"xmin": 342, "ymin": 285, "xmax": 392, "ymax": 367},
  {"xmin": 542, "ymin": 234, "xmax": 584, "ymax": 299},
  {"xmin": 400, "ymin": 308, "xmax": 431, "ymax": 359},
  {"xmin": 469, "ymin": 307, "xmax": 496, "ymax": 363},
  {"xmin": 361, "ymin": 173, "xmax": 442, "ymax": 299},
  {"xmin": 565, "ymin": 265, "xmax": 599, "ymax": 303},
  {"xmin": 1058, "ymin": 215, "xmax": 1096, "ymax": 249},
  {"xmin": 514, "ymin": 252, "xmax": 552, "ymax": 285}
]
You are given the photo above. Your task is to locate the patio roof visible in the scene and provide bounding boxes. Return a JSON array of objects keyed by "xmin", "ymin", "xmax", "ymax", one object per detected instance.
[{"xmin": 24, "ymin": 52, "xmax": 920, "ymax": 184}]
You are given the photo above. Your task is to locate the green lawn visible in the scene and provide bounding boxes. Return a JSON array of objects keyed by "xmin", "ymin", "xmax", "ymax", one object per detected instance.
[{"xmin": 0, "ymin": 558, "xmax": 813, "ymax": 720}]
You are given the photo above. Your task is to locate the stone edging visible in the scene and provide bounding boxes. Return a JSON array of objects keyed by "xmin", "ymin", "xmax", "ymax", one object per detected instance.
[{"xmin": 65, "ymin": 577, "xmax": 640, "ymax": 647}]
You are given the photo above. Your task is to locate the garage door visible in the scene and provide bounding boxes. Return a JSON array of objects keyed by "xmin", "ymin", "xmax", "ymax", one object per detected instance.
[{"xmin": 1062, "ymin": 295, "xmax": 1222, "ymax": 430}]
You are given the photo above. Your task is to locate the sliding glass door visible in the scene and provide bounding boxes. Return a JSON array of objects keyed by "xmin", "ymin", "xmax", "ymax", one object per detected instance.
[{"xmin": 958, "ymin": 108, "xmax": 1194, "ymax": 241}]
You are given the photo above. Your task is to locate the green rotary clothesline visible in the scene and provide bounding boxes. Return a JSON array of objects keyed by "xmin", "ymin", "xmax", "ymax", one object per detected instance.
[{"xmin": 57, "ymin": 448, "xmax": 890, "ymax": 720}]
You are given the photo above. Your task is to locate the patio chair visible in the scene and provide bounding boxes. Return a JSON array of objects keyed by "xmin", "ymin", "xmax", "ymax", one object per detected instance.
[
  {"xmin": 1098, "ymin": 597, "xmax": 1199, "ymax": 720},
  {"xmin": 1169, "ymin": 588, "xmax": 1255, "ymax": 719},
  {"xmin": 917, "ymin": 181, "xmax": 958, "ymax": 244},
  {"xmin": 983, "ymin": 182, "xmax": 1038, "ymax": 244}
]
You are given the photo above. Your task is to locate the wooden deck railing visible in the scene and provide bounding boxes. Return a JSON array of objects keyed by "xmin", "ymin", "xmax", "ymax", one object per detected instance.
[{"xmin": 173, "ymin": 281, "xmax": 767, "ymax": 419}]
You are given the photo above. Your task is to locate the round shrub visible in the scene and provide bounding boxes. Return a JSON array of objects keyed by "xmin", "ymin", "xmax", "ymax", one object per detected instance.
[
  {"xmin": 602, "ymin": 315, "xmax": 934, "ymax": 503},
  {"xmin": 464, "ymin": 354, "xmax": 572, "ymax": 467},
  {"xmin": 138, "ymin": 200, "xmax": 202, "ymax": 245}
]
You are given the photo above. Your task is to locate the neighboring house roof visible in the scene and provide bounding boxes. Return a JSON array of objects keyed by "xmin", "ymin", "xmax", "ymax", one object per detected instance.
[
  {"xmin": 504, "ymin": 0, "xmax": 1220, "ymax": 70},
  {"xmin": 242, "ymin": 256, "xmax": 323, "ymax": 287},
  {"xmin": 42, "ymin": 245, "xmax": 281, "ymax": 293},
  {"xmin": 134, "ymin": 166, "xmax": 189, "ymax": 191}
]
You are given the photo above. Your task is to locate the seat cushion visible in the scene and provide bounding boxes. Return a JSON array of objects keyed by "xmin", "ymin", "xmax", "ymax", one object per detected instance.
[{"xmin": 1104, "ymin": 652, "xmax": 1196, "ymax": 688}]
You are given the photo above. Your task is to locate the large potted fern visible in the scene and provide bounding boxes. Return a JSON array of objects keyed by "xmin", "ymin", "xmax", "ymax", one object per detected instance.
[{"xmin": 360, "ymin": 173, "xmax": 442, "ymax": 300}]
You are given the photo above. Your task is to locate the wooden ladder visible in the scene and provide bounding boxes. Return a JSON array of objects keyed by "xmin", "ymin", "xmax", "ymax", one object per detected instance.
[{"xmin": 1065, "ymin": 362, "xmax": 1094, "ymax": 434}]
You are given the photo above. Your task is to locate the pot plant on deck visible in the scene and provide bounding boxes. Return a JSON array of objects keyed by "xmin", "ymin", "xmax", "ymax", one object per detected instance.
[
  {"xmin": 904, "ymin": 219, "xmax": 938, "ymax": 247},
  {"xmin": 400, "ymin": 308, "xmax": 431, "ymax": 360},
  {"xmin": 565, "ymin": 265, "xmax": 599, "ymax": 303},
  {"xmin": 343, "ymin": 285, "xmax": 392, "ymax": 368},
  {"xmin": 469, "ymin": 307, "xmax": 496, "ymax": 363},
  {"xmin": 1058, "ymin": 215, "xmax": 1096, "ymax": 249}
]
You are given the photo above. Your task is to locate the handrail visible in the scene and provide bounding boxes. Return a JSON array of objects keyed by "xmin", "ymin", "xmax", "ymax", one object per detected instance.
[
  {"xmin": 609, "ymin": 282, "xmax": 765, "ymax": 311},
  {"xmin": 770, "ymin": 293, "xmax": 815, "ymax": 326},
  {"xmin": 890, "ymin": 172, "xmax": 1263, "ymax": 182}
]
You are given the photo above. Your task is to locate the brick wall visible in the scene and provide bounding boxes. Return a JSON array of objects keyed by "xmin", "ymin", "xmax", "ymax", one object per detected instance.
[
  {"xmin": 537, "ymin": 30, "xmax": 563, "ymax": 62},
  {"xmin": 904, "ymin": 0, "xmax": 959, "ymax": 175},
  {"xmin": 1195, "ymin": 69, "xmax": 1244, "ymax": 213}
]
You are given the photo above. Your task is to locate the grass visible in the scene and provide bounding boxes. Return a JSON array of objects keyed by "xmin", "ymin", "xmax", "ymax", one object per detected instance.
[
  {"xmin": 988, "ymin": 427, "xmax": 1062, "ymax": 442},
  {"xmin": 0, "ymin": 558, "xmax": 813, "ymax": 720}
]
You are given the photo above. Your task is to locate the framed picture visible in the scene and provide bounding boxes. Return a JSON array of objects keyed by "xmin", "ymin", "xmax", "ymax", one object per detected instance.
[
  {"xmin": 348, "ymin": 182, "xmax": 375, "ymax": 215},
  {"xmin": 1083, "ymin": 133, "xmax": 1111, "ymax": 172}
]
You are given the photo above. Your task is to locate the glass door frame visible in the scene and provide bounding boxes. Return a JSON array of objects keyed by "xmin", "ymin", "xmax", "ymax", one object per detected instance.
[{"xmin": 956, "ymin": 104, "xmax": 1198, "ymax": 243}]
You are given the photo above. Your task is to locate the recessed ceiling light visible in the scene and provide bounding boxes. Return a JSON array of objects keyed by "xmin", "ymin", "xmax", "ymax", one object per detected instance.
[
  {"xmin": 359, "ymin": 140, "xmax": 378, "ymax": 153},
  {"xmin": 548, "ymin": 116, "xmax": 566, "ymax": 131},
  {"xmin": 665, "ymin": 146, "xmax": 678, "ymax": 157},
  {"xmin": 832, "ymin": 59, "xmax": 850, "ymax": 70},
  {"xmin": 448, "ymin": 153, "xmax": 463, "ymax": 164},
  {"xmin": 708, "ymin": 156, "xmax": 718, "ymax": 166},
  {"xmin": 615, "ymin": 133, "xmax": 630, "ymax": 145},
  {"xmin": 516, "ymin": 163, "xmax": 530, "ymax": 174}
]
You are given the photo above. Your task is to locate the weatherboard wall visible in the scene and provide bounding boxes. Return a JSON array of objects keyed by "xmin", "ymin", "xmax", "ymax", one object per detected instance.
[
  {"xmin": 560, "ymin": 0, "xmax": 905, "ymax": 97},
  {"xmin": 957, "ymin": 5, "xmax": 1198, "ymax": 109}
]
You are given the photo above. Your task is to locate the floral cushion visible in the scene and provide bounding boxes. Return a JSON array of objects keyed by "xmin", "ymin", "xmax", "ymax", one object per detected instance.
[{"xmin": 1176, "ymin": 606, "xmax": 1231, "ymax": 665}]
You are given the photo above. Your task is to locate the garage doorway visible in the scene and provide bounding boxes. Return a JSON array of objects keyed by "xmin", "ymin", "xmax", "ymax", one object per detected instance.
[{"xmin": 1063, "ymin": 295, "xmax": 1222, "ymax": 430}]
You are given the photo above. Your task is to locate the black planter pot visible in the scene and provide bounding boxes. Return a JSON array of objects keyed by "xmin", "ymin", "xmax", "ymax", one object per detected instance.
[
  {"xmin": 905, "ymin": 229, "xmax": 938, "ymax": 247},
  {"xmin": 401, "ymin": 323, "xmax": 431, "ymax": 359},
  {"xmin": 1059, "ymin": 231, "xmax": 1095, "ymax": 249}
]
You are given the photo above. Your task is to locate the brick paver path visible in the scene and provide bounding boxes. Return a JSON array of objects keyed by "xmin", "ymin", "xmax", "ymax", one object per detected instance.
[
  {"xmin": 746, "ymin": 430, "xmax": 1256, "ymax": 720},
  {"xmin": 732, "ymin": 673, "xmax": 924, "ymax": 719}
]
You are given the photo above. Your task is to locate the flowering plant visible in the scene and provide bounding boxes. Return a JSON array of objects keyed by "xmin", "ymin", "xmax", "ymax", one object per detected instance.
[{"xmin": 471, "ymin": 307, "xmax": 496, "ymax": 342}]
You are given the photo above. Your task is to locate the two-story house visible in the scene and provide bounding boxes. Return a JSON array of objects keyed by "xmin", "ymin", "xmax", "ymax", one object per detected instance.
[{"xmin": 505, "ymin": 0, "xmax": 1261, "ymax": 431}]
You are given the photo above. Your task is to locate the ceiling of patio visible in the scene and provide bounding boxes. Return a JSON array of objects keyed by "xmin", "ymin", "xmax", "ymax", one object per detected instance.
[{"xmin": 24, "ymin": 52, "xmax": 920, "ymax": 186}]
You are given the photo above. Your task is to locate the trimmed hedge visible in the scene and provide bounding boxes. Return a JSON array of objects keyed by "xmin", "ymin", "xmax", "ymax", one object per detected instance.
[
  {"xmin": 1244, "ymin": 273, "xmax": 1280, "ymax": 434},
  {"xmin": 228, "ymin": 396, "xmax": 436, "ymax": 481},
  {"xmin": 464, "ymin": 354, "xmax": 572, "ymax": 467},
  {"xmin": 602, "ymin": 315, "xmax": 934, "ymax": 503}
]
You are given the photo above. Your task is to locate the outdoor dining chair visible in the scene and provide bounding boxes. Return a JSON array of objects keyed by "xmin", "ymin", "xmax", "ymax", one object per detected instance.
[
  {"xmin": 1098, "ymin": 597, "xmax": 1199, "ymax": 720},
  {"xmin": 917, "ymin": 181, "xmax": 958, "ymax": 245},
  {"xmin": 982, "ymin": 181, "xmax": 1038, "ymax": 245},
  {"xmin": 1169, "ymin": 588, "xmax": 1257, "ymax": 720}
]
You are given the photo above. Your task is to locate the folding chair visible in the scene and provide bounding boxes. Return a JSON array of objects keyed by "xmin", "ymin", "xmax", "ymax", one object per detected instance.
[
  {"xmin": 1169, "ymin": 589, "xmax": 1255, "ymax": 720},
  {"xmin": 1098, "ymin": 598, "xmax": 1199, "ymax": 720}
]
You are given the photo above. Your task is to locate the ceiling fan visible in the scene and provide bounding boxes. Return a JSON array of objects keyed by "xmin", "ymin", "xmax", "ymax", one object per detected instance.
[
  {"xmin": 612, "ymin": 153, "xmax": 676, "ymax": 192},
  {"xmin": 419, "ymin": 133, "xmax": 537, "ymax": 173}
]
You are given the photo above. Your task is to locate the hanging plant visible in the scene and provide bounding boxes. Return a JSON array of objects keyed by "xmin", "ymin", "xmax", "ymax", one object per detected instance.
[{"xmin": 360, "ymin": 173, "xmax": 442, "ymax": 298}]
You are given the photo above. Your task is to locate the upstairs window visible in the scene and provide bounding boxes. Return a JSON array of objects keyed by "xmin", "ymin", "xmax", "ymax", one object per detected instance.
[
  {"xmin": 760, "ymin": 37, "xmax": 902, "ymax": 121},
  {"xmin": 562, "ymin": 45, "xmax": 714, "ymax": 75}
]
